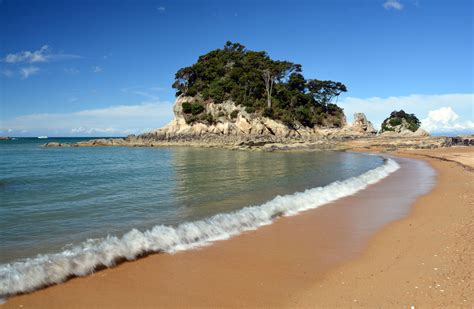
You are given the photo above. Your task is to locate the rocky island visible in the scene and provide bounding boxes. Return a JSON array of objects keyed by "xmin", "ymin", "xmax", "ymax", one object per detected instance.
[{"xmin": 44, "ymin": 42, "xmax": 473, "ymax": 151}]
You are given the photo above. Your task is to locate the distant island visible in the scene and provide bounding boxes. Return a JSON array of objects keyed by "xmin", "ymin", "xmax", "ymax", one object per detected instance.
[{"xmin": 172, "ymin": 41, "xmax": 347, "ymax": 129}]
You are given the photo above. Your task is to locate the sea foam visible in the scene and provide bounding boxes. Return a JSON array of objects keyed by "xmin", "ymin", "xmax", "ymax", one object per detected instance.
[{"xmin": 0, "ymin": 158, "xmax": 399, "ymax": 299}]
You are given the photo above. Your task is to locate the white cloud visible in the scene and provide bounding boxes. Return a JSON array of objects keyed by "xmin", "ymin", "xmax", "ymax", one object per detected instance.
[
  {"xmin": 338, "ymin": 93, "xmax": 474, "ymax": 134},
  {"xmin": 5, "ymin": 45, "xmax": 49, "ymax": 63},
  {"xmin": 3, "ymin": 45, "xmax": 81, "ymax": 64},
  {"xmin": 0, "ymin": 101, "xmax": 174, "ymax": 137},
  {"xmin": 19, "ymin": 66, "xmax": 40, "ymax": 79},
  {"xmin": 383, "ymin": 0, "xmax": 404, "ymax": 10},
  {"xmin": 92, "ymin": 66, "xmax": 103, "ymax": 73},
  {"xmin": 421, "ymin": 107, "xmax": 474, "ymax": 133},
  {"xmin": 157, "ymin": 6, "xmax": 165, "ymax": 12},
  {"xmin": 1, "ymin": 69, "xmax": 14, "ymax": 77}
]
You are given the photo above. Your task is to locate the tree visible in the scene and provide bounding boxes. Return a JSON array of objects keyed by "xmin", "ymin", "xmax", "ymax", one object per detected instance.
[
  {"xmin": 262, "ymin": 61, "xmax": 301, "ymax": 108},
  {"xmin": 306, "ymin": 80, "xmax": 347, "ymax": 105},
  {"xmin": 288, "ymin": 73, "xmax": 305, "ymax": 92},
  {"xmin": 172, "ymin": 67, "xmax": 194, "ymax": 96},
  {"xmin": 171, "ymin": 42, "xmax": 347, "ymax": 128}
]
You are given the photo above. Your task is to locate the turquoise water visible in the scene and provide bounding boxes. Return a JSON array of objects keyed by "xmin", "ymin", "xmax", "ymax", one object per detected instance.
[
  {"xmin": 0, "ymin": 138, "xmax": 400, "ymax": 298},
  {"xmin": 0, "ymin": 138, "xmax": 384, "ymax": 264}
]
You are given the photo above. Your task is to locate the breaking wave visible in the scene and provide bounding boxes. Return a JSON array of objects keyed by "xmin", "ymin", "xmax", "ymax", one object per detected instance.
[{"xmin": 0, "ymin": 158, "xmax": 399, "ymax": 299}]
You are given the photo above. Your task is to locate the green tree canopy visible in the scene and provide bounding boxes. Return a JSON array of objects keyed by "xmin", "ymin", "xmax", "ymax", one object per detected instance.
[
  {"xmin": 172, "ymin": 41, "xmax": 348, "ymax": 128},
  {"xmin": 381, "ymin": 110, "xmax": 421, "ymax": 132}
]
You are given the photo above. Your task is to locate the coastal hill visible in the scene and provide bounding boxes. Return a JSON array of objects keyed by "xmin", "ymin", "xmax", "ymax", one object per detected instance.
[
  {"xmin": 172, "ymin": 41, "xmax": 347, "ymax": 129},
  {"xmin": 150, "ymin": 42, "xmax": 377, "ymax": 139}
]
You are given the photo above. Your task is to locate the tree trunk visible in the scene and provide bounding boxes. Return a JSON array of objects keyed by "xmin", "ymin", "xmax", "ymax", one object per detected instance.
[{"xmin": 263, "ymin": 70, "xmax": 273, "ymax": 109}]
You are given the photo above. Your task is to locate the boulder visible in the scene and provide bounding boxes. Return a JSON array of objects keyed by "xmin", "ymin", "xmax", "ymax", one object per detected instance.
[{"xmin": 413, "ymin": 127, "xmax": 430, "ymax": 137}]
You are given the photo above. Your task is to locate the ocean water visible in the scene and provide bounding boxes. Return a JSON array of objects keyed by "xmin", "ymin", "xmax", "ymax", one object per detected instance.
[{"xmin": 0, "ymin": 137, "xmax": 396, "ymax": 297}]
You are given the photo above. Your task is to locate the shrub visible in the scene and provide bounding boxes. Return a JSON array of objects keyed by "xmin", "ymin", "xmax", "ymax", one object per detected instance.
[
  {"xmin": 182, "ymin": 102, "xmax": 193, "ymax": 114},
  {"xmin": 280, "ymin": 111, "xmax": 294, "ymax": 126},
  {"xmin": 191, "ymin": 104, "xmax": 204, "ymax": 115},
  {"xmin": 203, "ymin": 113, "xmax": 215, "ymax": 124},
  {"xmin": 230, "ymin": 110, "xmax": 239, "ymax": 119},
  {"xmin": 187, "ymin": 115, "xmax": 199, "ymax": 123},
  {"xmin": 312, "ymin": 114, "xmax": 324, "ymax": 126},
  {"xmin": 381, "ymin": 124, "xmax": 395, "ymax": 132},
  {"xmin": 263, "ymin": 108, "xmax": 273, "ymax": 118},
  {"xmin": 245, "ymin": 106, "xmax": 256, "ymax": 114},
  {"xmin": 389, "ymin": 117, "xmax": 402, "ymax": 126}
]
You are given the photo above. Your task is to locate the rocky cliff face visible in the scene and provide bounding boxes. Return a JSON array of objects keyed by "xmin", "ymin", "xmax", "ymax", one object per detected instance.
[
  {"xmin": 150, "ymin": 96, "xmax": 377, "ymax": 140},
  {"xmin": 152, "ymin": 96, "xmax": 318, "ymax": 138}
]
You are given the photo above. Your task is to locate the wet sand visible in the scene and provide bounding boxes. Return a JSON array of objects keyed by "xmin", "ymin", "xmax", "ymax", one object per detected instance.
[{"xmin": 2, "ymin": 147, "xmax": 473, "ymax": 308}]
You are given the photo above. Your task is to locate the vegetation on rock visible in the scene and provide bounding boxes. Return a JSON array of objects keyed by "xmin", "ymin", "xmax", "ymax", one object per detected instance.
[
  {"xmin": 381, "ymin": 110, "xmax": 421, "ymax": 133},
  {"xmin": 172, "ymin": 41, "xmax": 347, "ymax": 128}
]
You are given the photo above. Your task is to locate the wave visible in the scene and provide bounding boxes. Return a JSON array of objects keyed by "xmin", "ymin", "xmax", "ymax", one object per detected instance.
[{"xmin": 0, "ymin": 157, "xmax": 399, "ymax": 299}]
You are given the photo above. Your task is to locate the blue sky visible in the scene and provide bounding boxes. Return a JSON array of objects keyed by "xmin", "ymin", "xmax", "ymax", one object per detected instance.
[{"xmin": 0, "ymin": 0, "xmax": 472, "ymax": 136}]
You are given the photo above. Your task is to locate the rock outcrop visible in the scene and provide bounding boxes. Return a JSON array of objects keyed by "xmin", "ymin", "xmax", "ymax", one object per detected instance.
[
  {"xmin": 349, "ymin": 113, "xmax": 377, "ymax": 135},
  {"xmin": 380, "ymin": 117, "xmax": 430, "ymax": 137},
  {"xmin": 442, "ymin": 135, "xmax": 474, "ymax": 147},
  {"xmin": 380, "ymin": 111, "xmax": 429, "ymax": 137},
  {"xmin": 150, "ymin": 96, "xmax": 348, "ymax": 139}
]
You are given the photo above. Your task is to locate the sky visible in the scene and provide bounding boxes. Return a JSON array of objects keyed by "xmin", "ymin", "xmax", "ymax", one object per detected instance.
[{"xmin": 0, "ymin": 0, "xmax": 472, "ymax": 137}]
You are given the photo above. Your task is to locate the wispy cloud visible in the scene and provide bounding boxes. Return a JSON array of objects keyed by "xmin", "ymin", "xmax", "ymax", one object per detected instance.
[
  {"xmin": 92, "ymin": 66, "xmax": 103, "ymax": 73},
  {"xmin": 339, "ymin": 93, "xmax": 474, "ymax": 134},
  {"xmin": 121, "ymin": 86, "xmax": 163, "ymax": 100},
  {"xmin": 19, "ymin": 66, "xmax": 40, "ymax": 79},
  {"xmin": 2, "ymin": 69, "xmax": 14, "ymax": 77},
  {"xmin": 157, "ymin": 6, "xmax": 165, "ymax": 12},
  {"xmin": 383, "ymin": 0, "xmax": 404, "ymax": 10},
  {"xmin": 0, "ymin": 101, "xmax": 174, "ymax": 137},
  {"xmin": 64, "ymin": 68, "xmax": 80, "ymax": 74},
  {"xmin": 3, "ymin": 45, "xmax": 81, "ymax": 64}
]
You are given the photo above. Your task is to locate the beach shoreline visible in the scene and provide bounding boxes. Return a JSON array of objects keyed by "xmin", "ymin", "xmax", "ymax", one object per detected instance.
[
  {"xmin": 292, "ymin": 147, "xmax": 473, "ymax": 307},
  {"xmin": 2, "ymin": 147, "xmax": 472, "ymax": 308}
]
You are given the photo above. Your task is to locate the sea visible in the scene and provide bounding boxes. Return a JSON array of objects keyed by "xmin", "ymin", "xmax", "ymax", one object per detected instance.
[{"xmin": 0, "ymin": 137, "xmax": 400, "ymax": 297}]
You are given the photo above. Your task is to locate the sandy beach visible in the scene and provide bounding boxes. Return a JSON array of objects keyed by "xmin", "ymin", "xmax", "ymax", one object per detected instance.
[{"xmin": 2, "ymin": 147, "xmax": 472, "ymax": 308}]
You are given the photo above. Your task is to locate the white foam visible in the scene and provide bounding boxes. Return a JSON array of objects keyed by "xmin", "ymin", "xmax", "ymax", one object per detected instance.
[{"xmin": 0, "ymin": 158, "xmax": 399, "ymax": 298}]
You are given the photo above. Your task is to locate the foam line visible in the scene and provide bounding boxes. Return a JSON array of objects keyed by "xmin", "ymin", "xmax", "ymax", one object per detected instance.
[{"xmin": 0, "ymin": 158, "xmax": 399, "ymax": 299}]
